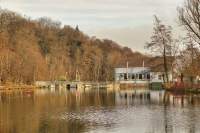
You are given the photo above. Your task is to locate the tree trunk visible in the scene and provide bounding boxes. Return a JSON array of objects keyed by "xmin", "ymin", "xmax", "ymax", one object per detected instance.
[
  {"xmin": 191, "ymin": 43, "xmax": 194, "ymax": 86},
  {"xmin": 163, "ymin": 46, "xmax": 169, "ymax": 83}
]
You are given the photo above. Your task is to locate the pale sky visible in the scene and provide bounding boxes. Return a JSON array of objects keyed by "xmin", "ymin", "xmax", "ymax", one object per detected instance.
[{"xmin": 0, "ymin": 0, "xmax": 184, "ymax": 53}]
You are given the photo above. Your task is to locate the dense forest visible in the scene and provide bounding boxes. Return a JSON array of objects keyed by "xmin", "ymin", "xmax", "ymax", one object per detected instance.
[{"xmin": 0, "ymin": 9, "xmax": 149, "ymax": 84}]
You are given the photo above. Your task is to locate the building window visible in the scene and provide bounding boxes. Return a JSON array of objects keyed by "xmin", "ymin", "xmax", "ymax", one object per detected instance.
[
  {"xmin": 147, "ymin": 74, "xmax": 150, "ymax": 79},
  {"xmin": 132, "ymin": 74, "xmax": 135, "ymax": 79},
  {"xmin": 139, "ymin": 74, "xmax": 142, "ymax": 79},
  {"xmin": 124, "ymin": 73, "xmax": 127, "ymax": 80}
]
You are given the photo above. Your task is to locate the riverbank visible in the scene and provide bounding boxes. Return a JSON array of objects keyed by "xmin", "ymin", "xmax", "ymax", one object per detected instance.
[
  {"xmin": 164, "ymin": 82, "xmax": 200, "ymax": 94},
  {"xmin": 0, "ymin": 84, "xmax": 36, "ymax": 90},
  {"xmin": 0, "ymin": 82, "xmax": 120, "ymax": 92}
]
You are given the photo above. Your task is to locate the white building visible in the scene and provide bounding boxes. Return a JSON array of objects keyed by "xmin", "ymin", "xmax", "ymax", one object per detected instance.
[
  {"xmin": 115, "ymin": 67, "xmax": 150, "ymax": 84},
  {"xmin": 115, "ymin": 67, "xmax": 171, "ymax": 84}
]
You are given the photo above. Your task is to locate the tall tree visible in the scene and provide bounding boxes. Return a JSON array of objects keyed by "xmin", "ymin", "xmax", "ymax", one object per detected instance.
[
  {"xmin": 146, "ymin": 16, "xmax": 173, "ymax": 83},
  {"xmin": 178, "ymin": 0, "xmax": 200, "ymax": 45},
  {"xmin": 180, "ymin": 33, "xmax": 200, "ymax": 81}
]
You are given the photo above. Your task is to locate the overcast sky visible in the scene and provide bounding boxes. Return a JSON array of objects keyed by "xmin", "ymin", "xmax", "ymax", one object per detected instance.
[{"xmin": 1, "ymin": 0, "xmax": 184, "ymax": 53}]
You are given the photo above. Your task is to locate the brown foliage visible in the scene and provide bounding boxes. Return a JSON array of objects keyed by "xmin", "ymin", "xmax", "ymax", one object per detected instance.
[{"xmin": 0, "ymin": 9, "xmax": 147, "ymax": 84}]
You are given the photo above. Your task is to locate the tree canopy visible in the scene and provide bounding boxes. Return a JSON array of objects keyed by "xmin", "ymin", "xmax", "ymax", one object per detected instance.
[{"xmin": 0, "ymin": 9, "xmax": 148, "ymax": 84}]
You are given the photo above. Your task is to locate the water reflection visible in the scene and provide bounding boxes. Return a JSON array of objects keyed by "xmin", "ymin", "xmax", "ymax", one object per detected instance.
[{"xmin": 0, "ymin": 89, "xmax": 200, "ymax": 133}]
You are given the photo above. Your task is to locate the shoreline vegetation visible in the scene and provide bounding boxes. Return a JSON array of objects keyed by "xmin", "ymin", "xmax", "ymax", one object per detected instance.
[{"xmin": 0, "ymin": 84, "xmax": 36, "ymax": 90}]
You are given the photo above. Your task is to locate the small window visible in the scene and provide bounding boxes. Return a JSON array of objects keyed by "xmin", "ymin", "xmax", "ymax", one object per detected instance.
[
  {"xmin": 139, "ymin": 74, "xmax": 142, "ymax": 79},
  {"xmin": 132, "ymin": 74, "xmax": 135, "ymax": 79},
  {"xmin": 124, "ymin": 73, "xmax": 127, "ymax": 80},
  {"xmin": 147, "ymin": 74, "xmax": 150, "ymax": 79}
]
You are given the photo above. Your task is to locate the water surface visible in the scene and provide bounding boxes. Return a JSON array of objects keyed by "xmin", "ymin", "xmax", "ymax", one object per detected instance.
[{"xmin": 1, "ymin": 89, "xmax": 200, "ymax": 133}]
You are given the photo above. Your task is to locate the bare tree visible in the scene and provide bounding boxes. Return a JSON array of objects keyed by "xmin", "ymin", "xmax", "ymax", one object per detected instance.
[
  {"xmin": 180, "ymin": 33, "xmax": 200, "ymax": 81},
  {"xmin": 146, "ymin": 16, "xmax": 173, "ymax": 83},
  {"xmin": 178, "ymin": 0, "xmax": 200, "ymax": 45}
]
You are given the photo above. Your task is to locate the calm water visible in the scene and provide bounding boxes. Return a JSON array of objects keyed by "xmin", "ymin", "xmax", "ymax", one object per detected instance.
[{"xmin": 1, "ymin": 89, "xmax": 200, "ymax": 133}]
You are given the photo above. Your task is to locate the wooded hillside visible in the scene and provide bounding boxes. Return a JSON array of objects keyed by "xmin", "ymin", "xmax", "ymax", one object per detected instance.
[{"xmin": 0, "ymin": 9, "xmax": 148, "ymax": 84}]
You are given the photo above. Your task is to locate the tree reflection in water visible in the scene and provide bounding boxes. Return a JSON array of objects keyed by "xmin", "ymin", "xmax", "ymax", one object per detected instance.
[{"xmin": 0, "ymin": 89, "xmax": 200, "ymax": 133}]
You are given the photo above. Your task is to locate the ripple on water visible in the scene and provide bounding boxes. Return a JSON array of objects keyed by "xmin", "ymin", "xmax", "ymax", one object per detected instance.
[
  {"xmin": 2, "ymin": 90, "xmax": 200, "ymax": 133},
  {"xmin": 49, "ymin": 103, "xmax": 200, "ymax": 133},
  {"xmin": 53, "ymin": 107, "xmax": 120, "ymax": 127},
  {"xmin": 51, "ymin": 105, "xmax": 158, "ymax": 131}
]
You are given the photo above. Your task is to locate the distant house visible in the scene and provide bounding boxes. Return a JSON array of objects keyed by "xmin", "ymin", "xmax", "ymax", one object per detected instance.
[
  {"xmin": 115, "ymin": 56, "xmax": 176, "ymax": 85},
  {"xmin": 115, "ymin": 67, "xmax": 172, "ymax": 84},
  {"xmin": 115, "ymin": 67, "xmax": 150, "ymax": 84}
]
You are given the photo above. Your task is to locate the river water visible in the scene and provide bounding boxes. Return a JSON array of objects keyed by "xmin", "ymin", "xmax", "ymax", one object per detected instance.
[{"xmin": 1, "ymin": 89, "xmax": 200, "ymax": 133}]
